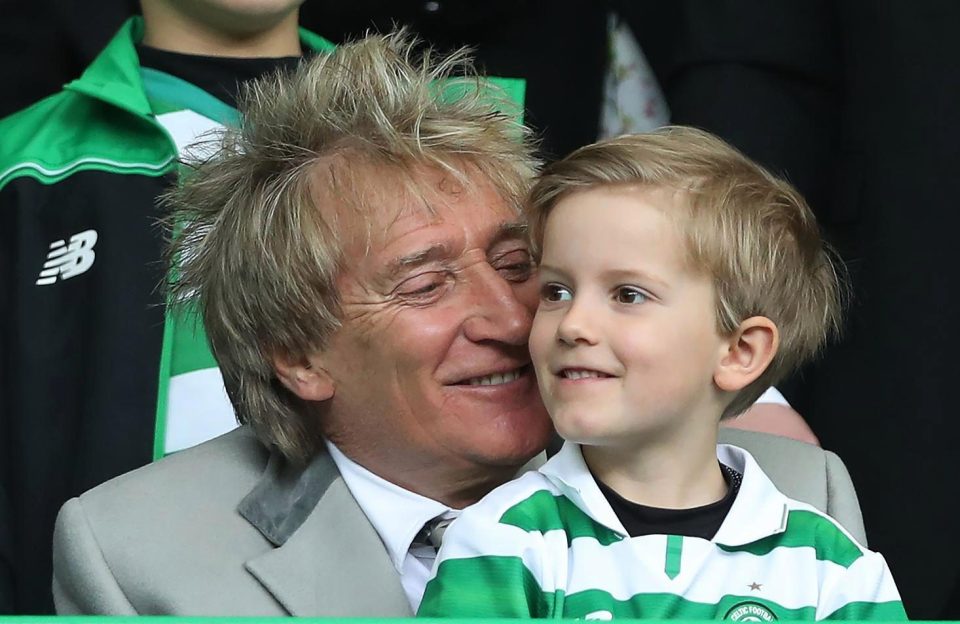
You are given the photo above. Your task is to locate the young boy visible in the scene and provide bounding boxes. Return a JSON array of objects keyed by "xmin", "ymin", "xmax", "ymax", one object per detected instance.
[{"xmin": 417, "ymin": 127, "xmax": 906, "ymax": 620}]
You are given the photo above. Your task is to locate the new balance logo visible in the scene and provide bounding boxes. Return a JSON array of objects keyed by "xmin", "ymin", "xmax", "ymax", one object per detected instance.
[{"xmin": 36, "ymin": 229, "xmax": 98, "ymax": 285}]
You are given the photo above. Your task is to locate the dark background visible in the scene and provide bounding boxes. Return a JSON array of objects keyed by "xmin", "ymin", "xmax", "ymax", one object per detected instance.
[{"xmin": 2, "ymin": 0, "xmax": 958, "ymax": 618}]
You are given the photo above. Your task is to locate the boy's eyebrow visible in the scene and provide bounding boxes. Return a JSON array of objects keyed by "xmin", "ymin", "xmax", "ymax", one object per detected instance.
[
  {"xmin": 537, "ymin": 264, "xmax": 671, "ymax": 291},
  {"xmin": 602, "ymin": 268, "xmax": 671, "ymax": 291}
]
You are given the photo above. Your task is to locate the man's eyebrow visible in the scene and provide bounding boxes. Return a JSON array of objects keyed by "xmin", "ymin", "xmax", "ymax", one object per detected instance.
[
  {"xmin": 382, "ymin": 222, "xmax": 528, "ymax": 282},
  {"xmin": 385, "ymin": 244, "xmax": 452, "ymax": 281},
  {"xmin": 489, "ymin": 221, "xmax": 530, "ymax": 248}
]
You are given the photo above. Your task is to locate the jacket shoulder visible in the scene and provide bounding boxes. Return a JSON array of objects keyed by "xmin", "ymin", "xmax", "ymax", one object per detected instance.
[
  {"xmin": 55, "ymin": 428, "xmax": 293, "ymax": 615},
  {"xmin": 0, "ymin": 89, "xmax": 172, "ymax": 190},
  {"xmin": 80, "ymin": 427, "xmax": 268, "ymax": 511}
]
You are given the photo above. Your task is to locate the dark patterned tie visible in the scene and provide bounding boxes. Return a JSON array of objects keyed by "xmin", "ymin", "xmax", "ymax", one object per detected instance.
[{"xmin": 414, "ymin": 516, "xmax": 453, "ymax": 549}]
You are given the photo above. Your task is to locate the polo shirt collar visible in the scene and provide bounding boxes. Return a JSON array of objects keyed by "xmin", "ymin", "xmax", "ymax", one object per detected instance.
[
  {"xmin": 539, "ymin": 442, "xmax": 629, "ymax": 536},
  {"xmin": 324, "ymin": 440, "xmax": 451, "ymax": 573},
  {"xmin": 539, "ymin": 442, "xmax": 790, "ymax": 546},
  {"xmin": 711, "ymin": 444, "xmax": 790, "ymax": 546}
]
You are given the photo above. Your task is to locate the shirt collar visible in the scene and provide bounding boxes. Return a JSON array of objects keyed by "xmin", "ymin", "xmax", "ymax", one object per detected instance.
[
  {"xmin": 539, "ymin": 442, "xmax": 629, "ymax": 536},
  {"xmin": 711, "ymin": 444, "xmax": 790, "ymax": 546},
  {"xmin": 324, "ymin": 440, "xmax": 451, "ymax": 573},
  {"xmin": 539, "ymin": 442, "xmax": 790, "ymax": 545}
]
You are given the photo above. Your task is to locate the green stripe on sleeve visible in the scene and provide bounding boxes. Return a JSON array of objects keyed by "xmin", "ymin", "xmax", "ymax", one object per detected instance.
[
  {"xmin": 822, "ymin": 599, "xmax": 908, "ymax": 620},
  {"xmin": 499, "ymin": 490, "xmax": 622, "ymax": 546},
  {"xmin": 563, "ymin": 589, "xmax": 818, "ymax": 620},
  {"xmin": 419, "ymin": 556, "xmax": 561, "ymax": 618},
  {"xmin": 153, "ymin": 301, "xmax": 176, "ymax": 461},
  {"xmin": 720, "ymin": 509, "xmax": 863, "ymax": 568},
  {"xmin": 168, "ymin": 305, "xmax": 218, "ymax": 376}
]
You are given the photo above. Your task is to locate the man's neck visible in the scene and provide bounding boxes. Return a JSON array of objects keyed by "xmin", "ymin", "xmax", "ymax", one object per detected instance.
[
  {"xmin": 376, "ymin": 459, "xmax": 524, "ymax": 510},
  {"xmin": 141, "ymin": 6, "xmax": 302, "ymax": 57},
  {"xmin": 330, "ymin": 439, "xmax": 529, "ymax": 509},
  {"xmin": 582, "ymin": 425, "xmax": 726, "ymax": 510}
]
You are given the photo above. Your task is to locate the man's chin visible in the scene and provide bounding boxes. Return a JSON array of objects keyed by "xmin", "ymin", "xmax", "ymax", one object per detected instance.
[{"xmin": 469, "ymin": 421, "xmax": 555, "ymax": 469}]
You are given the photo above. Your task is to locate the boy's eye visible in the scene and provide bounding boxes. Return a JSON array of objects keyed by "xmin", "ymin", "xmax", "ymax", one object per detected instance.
[
  {"xmin": 615, "ymin": 286, "xmax": 648, "ymax": 305},
  {"xmin": 541, "ymin": 283, "xmax": 572, "ymax": 302}
]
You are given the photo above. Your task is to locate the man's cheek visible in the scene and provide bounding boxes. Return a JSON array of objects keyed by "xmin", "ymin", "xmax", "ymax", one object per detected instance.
[{"xmin": 512, "ymin": 279, "xmax": 540, "ymax": 315}]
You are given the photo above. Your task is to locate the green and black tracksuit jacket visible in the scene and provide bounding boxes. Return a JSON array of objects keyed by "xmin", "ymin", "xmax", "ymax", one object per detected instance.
[{"xmin": 0, "ymin": 17, "xmax": 333, "ymax": 613}]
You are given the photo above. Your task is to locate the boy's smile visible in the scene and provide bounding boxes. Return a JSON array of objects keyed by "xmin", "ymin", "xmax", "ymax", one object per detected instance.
[{"xmin": 529, "ymin": 185, "xmax": 730, "ymax": 452}]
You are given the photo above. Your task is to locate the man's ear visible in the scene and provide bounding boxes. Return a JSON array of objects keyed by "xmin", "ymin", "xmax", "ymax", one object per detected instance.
[
  {"xmin": 714, "ymin": 316, "xmax": 779, "ymax": 392},
  {"xmin": 273, "ymin": 352, "xmax": 335, "ymax": 402}
]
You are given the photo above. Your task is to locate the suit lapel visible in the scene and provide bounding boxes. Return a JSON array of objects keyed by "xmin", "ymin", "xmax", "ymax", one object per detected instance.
[{"xmin": 239, "ymin": 447, "xmax": 411, "ymax": 616}]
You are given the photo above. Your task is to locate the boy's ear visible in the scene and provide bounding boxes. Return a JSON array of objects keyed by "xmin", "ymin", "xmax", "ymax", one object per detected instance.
[
  {"xmin": 714, "ymin": 316, "xmax": 779, "ymax": 392},
  {"xmin": 273, "ymin": 351, "xmax": 335, "ymax": 402}
]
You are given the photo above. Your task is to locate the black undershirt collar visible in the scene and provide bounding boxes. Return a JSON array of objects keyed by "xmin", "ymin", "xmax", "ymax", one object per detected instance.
[
  {"xmin": 136, "ymin": 45, "xmax": 303, "ymax": 109},
  {"xmin": 596, "ymin": 463, "xmax": 743, "ymax": 541}
]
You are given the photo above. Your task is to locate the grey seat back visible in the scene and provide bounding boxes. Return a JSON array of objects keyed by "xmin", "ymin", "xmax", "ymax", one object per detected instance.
[{"xmin": 718, "ymin": 428, "xmax": 867, "ymax": 546}]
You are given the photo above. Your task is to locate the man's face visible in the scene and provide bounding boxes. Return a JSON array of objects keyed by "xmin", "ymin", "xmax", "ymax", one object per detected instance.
[
  {"xmin": 529, "ymin": 186, "xmax": 727, "ymax": 449},
  {"xmin": 317, "ymin": 169, "xmax": 552, "ymax": 495}
]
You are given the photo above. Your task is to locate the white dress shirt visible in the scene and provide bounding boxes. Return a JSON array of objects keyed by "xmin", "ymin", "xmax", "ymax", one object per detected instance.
[{"xmin": 324, "ymin": 440, "xmax": 458, "ymax": 611}]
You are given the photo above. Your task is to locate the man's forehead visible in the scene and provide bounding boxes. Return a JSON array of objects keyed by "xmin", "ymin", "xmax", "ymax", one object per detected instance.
[{"xmin": 309, "ymin": 156, "xmax": 518, "ymax": 241}]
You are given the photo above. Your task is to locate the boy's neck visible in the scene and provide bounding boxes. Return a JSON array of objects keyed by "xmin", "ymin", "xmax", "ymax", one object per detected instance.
[{"xmin": 582, "ymin": 426, "xmax": 727, "ymax": 510}]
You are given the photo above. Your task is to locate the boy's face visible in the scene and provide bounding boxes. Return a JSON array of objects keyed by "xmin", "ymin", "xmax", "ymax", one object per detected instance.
[{"xmin": 529, "ymin": 186, "xmax": 729, "ymax": 449}]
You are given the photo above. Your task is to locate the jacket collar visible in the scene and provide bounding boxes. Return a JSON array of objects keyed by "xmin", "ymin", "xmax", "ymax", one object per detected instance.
[
  {"xmin": 237, "ymin": 444, "xmax": 411, "ymax": 616},
  {"xmin": 64, "ymin": 16, "xmax": 334, "ymax": 120}
]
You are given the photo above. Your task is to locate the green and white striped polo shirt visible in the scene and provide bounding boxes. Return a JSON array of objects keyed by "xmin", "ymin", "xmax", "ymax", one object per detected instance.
[{"xmin": 419, "ymin": 443, "xmax": 905, "ymax": 620}]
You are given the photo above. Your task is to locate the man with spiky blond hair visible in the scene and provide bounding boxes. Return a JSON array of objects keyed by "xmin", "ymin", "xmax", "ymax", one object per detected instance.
[
  {"xmin": 52, "ymin": 32, "xmax": 866, "ymax": 617},
  {"xmin": 53, "ymin": 30, "xmax": 552, "ymax": 616}
]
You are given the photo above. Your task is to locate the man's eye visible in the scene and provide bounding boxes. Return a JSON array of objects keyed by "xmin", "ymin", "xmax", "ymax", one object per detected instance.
[
  {"xmin": 492, "ymin": 249, "xmax": 534, "ymax": 282},
  {"xmin": 396, "ymin": 272, "xmax": 447, "ymax": 297},
  {"xmin": 541, "ymin": 283, "xmax": 572, "ymax": 302},
  {"xmin": 615, "ymin": 286, "xmax": 648, "ymax": 305}
]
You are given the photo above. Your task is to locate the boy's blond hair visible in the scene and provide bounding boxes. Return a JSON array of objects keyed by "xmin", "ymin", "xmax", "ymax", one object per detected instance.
[
  {"xmin": 164, "ymin": 31, "xmax": 537, "ymax": 462},
  {"xmin": 526, "ymin": 126, "xmax": 843, "ymax": 418}
]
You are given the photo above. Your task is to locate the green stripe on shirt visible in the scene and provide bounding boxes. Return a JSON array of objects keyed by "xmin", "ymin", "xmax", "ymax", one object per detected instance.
[
  {"xmin": 499, "ymin": 490, "xmax": 622, "ymax": 546},
  {"xmin": 720, "ymin": 509, "xmax": 863, "ymax": 568}
]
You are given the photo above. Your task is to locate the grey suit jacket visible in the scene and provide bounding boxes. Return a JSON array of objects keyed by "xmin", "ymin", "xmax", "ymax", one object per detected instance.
[{"xmin": 52, "ymin": 426, "xmax": 865, "ymax": 616}]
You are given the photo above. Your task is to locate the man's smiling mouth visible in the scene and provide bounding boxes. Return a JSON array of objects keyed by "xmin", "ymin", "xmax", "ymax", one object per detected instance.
[{"xmin": 460, "ymin": 366, "xmax": 527, "ymax": 386}]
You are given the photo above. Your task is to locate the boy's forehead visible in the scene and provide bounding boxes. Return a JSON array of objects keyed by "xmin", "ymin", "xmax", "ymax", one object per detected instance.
[
  {"xmin": 539, "ymin": 183, "xmax": 691, "ymax": 243},
  {"xmin": 570, "ymin": 183, "xmax": 689, "ymax": 212},
  {"xmin": 542, "ymin": 184, "xmax": 702, "ymax": 275}
]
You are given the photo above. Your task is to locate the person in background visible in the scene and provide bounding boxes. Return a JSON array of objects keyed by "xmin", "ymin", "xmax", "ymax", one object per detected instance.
[{"xmin": 0, "ymin": 0, "xmax": 330, "ymax": 612}]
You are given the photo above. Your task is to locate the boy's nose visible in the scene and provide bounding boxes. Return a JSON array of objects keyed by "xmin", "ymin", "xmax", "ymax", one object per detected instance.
[{"xmin": 556, "ymin": 298, "xmax": 599, "ymax": 347}]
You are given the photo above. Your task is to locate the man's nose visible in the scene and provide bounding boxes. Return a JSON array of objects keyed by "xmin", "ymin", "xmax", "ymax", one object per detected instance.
[{"xmin": 461, "ymin": 266, "xmax": 533, "ymax": 346}]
